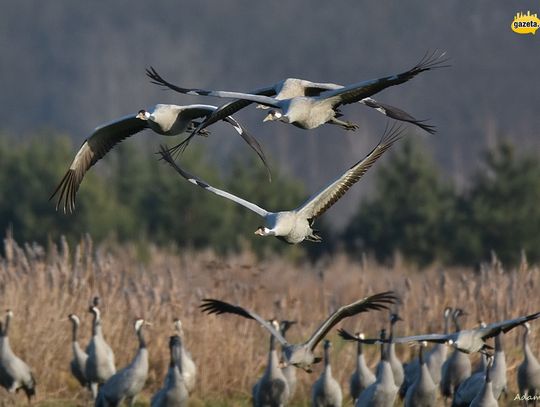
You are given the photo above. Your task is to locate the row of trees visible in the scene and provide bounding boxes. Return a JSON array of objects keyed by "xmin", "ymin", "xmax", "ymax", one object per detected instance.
[
  {"xmin": 344, "ymin": 139, "xmax": 540, "ymax": 266},
  {"xmin": 0, "ymin": 133, "xmax": 538, "ymax": 266}
]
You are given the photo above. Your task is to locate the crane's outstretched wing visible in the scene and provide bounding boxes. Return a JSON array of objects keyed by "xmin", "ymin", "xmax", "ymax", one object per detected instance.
[
  {"xmin": 200, "ymin": 299, "xmax": 288, "ymax": 345},
  {"xmin": 50, "ymin": 115, "xmax": 147, "ymax": 213},
  {"xmin": 480, "ymin": 311, "xmax": 540, "ymax": 339},
  {"xmin": 146, "ymin": 67, "xmax": 281, "ymax": 108},
  {"xmin": 166, "ymin": 114, "xmax": 272, "ymax": 181},
  {"xmin": 280, "ymin": 320, "xmax": 297, "ymax": 336},
  {"xmin": 359, "ymin": 98, "xmax": 436, "ymax": 134},
  {"xmin": 305, "ymin": 291, "xmax": 398, "ymax": 351},
  {"xmin": 158, "ymin": 146, "xmax": 269, "ymax": 218},
  {"xmin": 322, "ymin": 51, "xmax": 449, "ymax": 107},
  {"xmin": 189, "ymin": 86, "xmax": 277, "ymax": 135},
  {"xmin": 296, "ymin": 124, "xmax": 403, "ymax": 220},
  {"xmin": 338, "ymin": 328, "xmax": 450, "ymax": 345}
]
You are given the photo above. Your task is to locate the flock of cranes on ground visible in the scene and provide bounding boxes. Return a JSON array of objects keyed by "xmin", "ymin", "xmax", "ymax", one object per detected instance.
[
  {"xmin": 20, "ymin": 50, "xmax": 534, "ymax": 405},
  {"xmin": 1, "ymin": 297, "xmax": 540, "ymax": 406}
]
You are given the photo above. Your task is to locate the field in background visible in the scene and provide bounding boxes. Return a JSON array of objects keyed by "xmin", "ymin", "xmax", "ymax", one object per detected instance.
[{"xmin": 0, "ymin": 234, "xmax": 538, "ymax": 406}]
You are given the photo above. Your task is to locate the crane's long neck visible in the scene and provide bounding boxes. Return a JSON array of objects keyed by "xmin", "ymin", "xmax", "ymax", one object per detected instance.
[
  {"xmin": 355, "ymin": 340, "xmax": 365, "ymax": 373},
  {"xmin": 444, "ymin": 312, "xmax": 451, "ymax": 334},
  {"xmin": 524, "ymin": 329, "xmax": 535, "ymax": 361},
  {"xmin": 171, "ymin": 339, "xmax": 183, "ymax": 373},
  {"xmin": 380, "ymin": 341, "xmax": 387, "ymax": 362},
  {"xmin": 92, "ymin": 309, "xmax": 102, "ymax": 337},
  {"xmin": 137, "ymin": 326, "xmax": 146, "ymax": 349},
  {"xmin": 454, "ymin": 315, "xmax": 462, "ymax": 332},
  {"xmin": 485, "ymin": 359, "xmax": 492, "ymax": 383},
  {"xmin": 4, "ymin": 314, "xmax": 11, "ymax": 336},
  {"xmin": 324, "ymin": 345, "xmax": 331, "ymax": 375},
  {"xmin": 495, "ymin": 333, "xmax": 503, "ymax": 352},
  {"xmin": 419, "ymin": 345, "xmax": 425, "ymax": 365},
  {"xmin": 268, "ymin": 334, "xmax": 279, "ymax": 369},
  {"xmin": 72, "ymin": 321, "xmax": 79, "ymax": 342}
]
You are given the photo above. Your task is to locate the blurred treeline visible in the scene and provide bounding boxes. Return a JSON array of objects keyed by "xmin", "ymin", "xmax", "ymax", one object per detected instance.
[{"xmin": 0, "ymin": 133, "xmax": 538, "ymax": 267}]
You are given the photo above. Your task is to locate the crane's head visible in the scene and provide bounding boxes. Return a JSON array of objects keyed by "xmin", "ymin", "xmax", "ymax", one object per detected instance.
[
  {"xmin": 444, "ymin": 307, "xmax": 453, "ymax": 318},
  {"xmin": 89, "ymin": 306, "xmax": 100, "ymax": 319},
  {"xmin": 355, "ymin": 332, "xmax": 365, "ymax": 340},
  {"xmin": 173, "ymin": 319, "xmax": 184, "ymax": 337},
  {"xmin": 68, "ymin": 314, "xmax": 80, "ymax": 325},
  {"xmin": 323, "ymin": 339, "xmax": 332, "ymax": 350},
  {"xmin": 5, "ymin": 309, "xmax": 13, "ymax": 319},
  {"xmin": 255, "ymin": 226, "xmax": 274, "ymax": 237},
  {"xmin": 263, "ymin": 110, "xmax": 287, "ymax": 123},
  {"xmin": 135, "ymin": 318, "xmax": 145, "ymax": 332},
  {"xmin": 136, "ymin": 109, "xmax": 151, "ymax": 121}
]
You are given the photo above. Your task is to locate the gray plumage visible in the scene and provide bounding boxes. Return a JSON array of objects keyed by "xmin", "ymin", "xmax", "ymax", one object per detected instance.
[
  {"xmin": 173, "ymin": 320, "xmax": 196, "ymax": 394},
  {"xmin": 252, "ymin": 320, "xmax": 290, "ymax": 407},
  {"xmin": 355, "ymin": 330, "xmax": 398, "ymax": 407},
  {"xmin": 50, "ymin": 103, "xmax": 268, "ymax": 213},
  {"xmin": 490, "ymin": 334, "xmax": 507, "ymax": 399},
  {"xmin": 440, "ymin": 309, "xmax": 471, "ymax": 401},
  {"xmin": 452, "ymin": 329, "xmax": 508, "ymax": 407},
  {"xmin": 404, "ymin": 342, "xmax": 436, "ymax": 407},
  {"xmin": 96, "ymin": 319, "xmax": 149, "ymax": 407},
  {"xmin": 200, "ymin": 291, "xmax": 397, "ymax": 373},
  {"xmin": 147, "ymin": 52, "xmax": 445, "ymax": 133},
  {"xmin": 452, "ymin": 367, "xmax": 485, "ymax": 407},
  {"xmin": 68, "ymin": 314, "xmax": 88, "ymax": 388},
  {"xmin": 280, "ymin": 321, "xmax": 298, "ymax": 399},
  {"xmin": 159, "ymin": 125, "xmax": 403, "ymax": 244},
  {"xmin": 311, "ymin": 340, "xmax": 342, "ymax": 407},
  {"xmin": 151, "ymin": 335, "xmax": 189, "ymax": 407},
  {"xmin": 400, "ymin": 307, "xmax": 452, "ymax": 398},
  {"xmin": 518, "ymin": 323, "xmax": 540, "ymax": 403},
  {"xmin": 0, "ymin": 310, "xmax": 36, "ymax": 401},
  {"xmin": 86, "ymin": 303, "xmax": 116, "ymax": 399},
  {"xmin": 384, "ymin": 313, "xmax": 404, "ymax": 387},
  {"xmin": 349, "ymin": 333, "xmax": 376, "ymax": 403},
  {"xmin": 470, "ymin": 357, "xmax": 498, "ymax": 407}
]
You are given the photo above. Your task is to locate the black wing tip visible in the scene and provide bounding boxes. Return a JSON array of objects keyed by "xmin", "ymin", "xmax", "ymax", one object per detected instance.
[
  {"xmin": 413, "ymin": 120, "xmax": 437, "ymax": 135},
  {"xmin": 380, "ymin": 122, "xmax": 407, "ymax": 146},
  {"xmin": 337, "ymin": 328, "xmax": 357, "ymax": 341},
  {"xmin": 158, "ymin": 144, "xmax": 176, "ymax": 164},
  {"xmin": 367, "ymin": 290, "xmax": 400, "ymax": 306},
  {"xmin": 414, "ymin": 50, "xmax": 451, "ymax": 72},
  {"xmin": 50, "ymin": 169, "xmax": 77, "ymax": 214},
  {"xmin": 221, "ymin": 116, "xmax": 273, "ymax": 182}
]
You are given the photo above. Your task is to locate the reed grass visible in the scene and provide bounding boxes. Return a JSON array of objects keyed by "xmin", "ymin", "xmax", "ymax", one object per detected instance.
[{"xmin": 0, "ymin": 234, "xmax": 537, "ymax": 406}]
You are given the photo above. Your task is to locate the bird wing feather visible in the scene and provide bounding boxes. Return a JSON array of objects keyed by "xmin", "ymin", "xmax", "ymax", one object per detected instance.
[
  {"xmin": 50, "ymin": 115, "xmax": 147, "ymax": 213},
  {"xmin": 146, "ymin": 67, "xmax": 280, "ymax": 107},
  {"xmin": 191, "ymin": 86, "xmax": 277, "ymax": 133},
  {"xmin": 321, "ymin": 51, "xmax": 449, "ymax": 107},
  {"xmin": 480, "ymin": 311, "xmax": 540, "ymax": 339},
  {"xmin": 199, "ymin": 299, "xmax": 288, "ymax": 345},
  {"xmin": 305, "ymin": 291, "xmax": 398, "ymax": 351},
  {"xmin": 359, "ymin": 98, "xmax": 436, "ymax": 134},
  {"xmin": 296, "ymin": 124, "xmax": 403, "ymax": 220},
  {"xmin": 158, "ymin": 146, "xmax": 269, "ymax": 218}
]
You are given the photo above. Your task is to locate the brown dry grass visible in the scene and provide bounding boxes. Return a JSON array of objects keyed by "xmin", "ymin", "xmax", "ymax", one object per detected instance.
[{"xmin": 0, "ymin": 234, "xmax": 539, "ymax": 406}]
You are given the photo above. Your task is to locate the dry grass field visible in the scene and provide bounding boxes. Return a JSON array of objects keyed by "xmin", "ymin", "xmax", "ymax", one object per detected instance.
[{"xmin": 0, "ymin": 234, "xmax": 538, "ymax": 406}]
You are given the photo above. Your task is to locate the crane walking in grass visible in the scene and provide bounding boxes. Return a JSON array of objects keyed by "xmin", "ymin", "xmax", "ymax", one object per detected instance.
[{"xmin": 96, "ymin": 319, "xmax": 149, "ymax": 407}]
